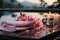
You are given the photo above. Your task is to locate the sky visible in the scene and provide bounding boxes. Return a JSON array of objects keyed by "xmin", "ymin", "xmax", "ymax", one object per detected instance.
[{"xmin": 17, "ymin": 0, "xmax": 57, "ymax": 5}]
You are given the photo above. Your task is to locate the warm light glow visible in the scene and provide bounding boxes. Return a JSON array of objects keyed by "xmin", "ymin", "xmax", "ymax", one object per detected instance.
[
  {"xmin": 44, "ymin": 0, "xmax": 57, "ymax": 5},
  {"xmin": 56, "ymin": 14, "xmax": 59, "ymax": 15}
]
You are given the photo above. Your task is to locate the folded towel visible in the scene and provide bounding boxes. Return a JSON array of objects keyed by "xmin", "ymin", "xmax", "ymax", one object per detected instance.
[
  {"xmin": 0, "ymin": 23, "xmax": 16, "ymax": 32},
  {"xmin": 1, "ymin": 21, "xmax": 33, "ymax": 32},
  {"xmin": 18, "ymin": 14, "xmax": 44, "ymax": 37}
]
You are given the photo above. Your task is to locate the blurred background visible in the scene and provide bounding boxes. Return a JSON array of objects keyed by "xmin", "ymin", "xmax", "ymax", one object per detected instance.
[{"xmin": 0, "ymin": 0, "xmax": 60, "ymax": 8}]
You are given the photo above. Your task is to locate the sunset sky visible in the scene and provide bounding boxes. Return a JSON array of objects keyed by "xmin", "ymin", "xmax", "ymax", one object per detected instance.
[{"xmin": 17, "ymin": 0, "xmax": 57, "ymax": 5}]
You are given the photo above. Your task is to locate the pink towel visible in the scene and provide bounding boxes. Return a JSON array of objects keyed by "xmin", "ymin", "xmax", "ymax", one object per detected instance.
[
  {"xmin": 1, "ymin": 21, "xmax": 33, "ymax": 32},
  {"xmin": 1, "ymin": 22, "xmax": 16, "ymax": 32},
  {"xmin": 18, "ymin": 14, "xmax": 44, "ymax": 37}
]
